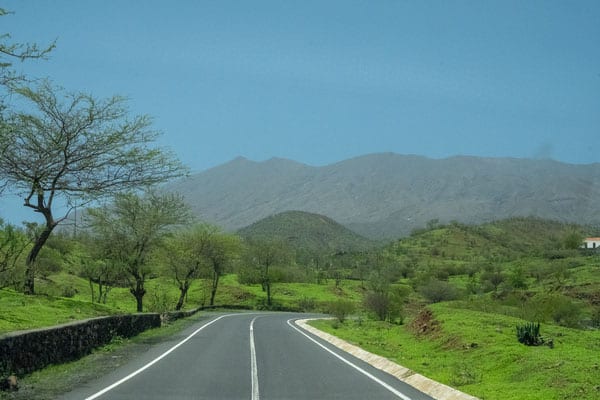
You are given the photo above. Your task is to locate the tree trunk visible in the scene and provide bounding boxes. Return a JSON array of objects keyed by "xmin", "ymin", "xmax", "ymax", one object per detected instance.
[
  {"xmin": 209, "ymin": 272, "xmax": 220, "ymax": 306},
  {"xmin": 135, "ymin": 294, "xmax": 144, "ymax": 313},
  {"xmin": 176, "ymin": 282, "xmax": 189, "ymax": 310},
  {"xmin": 130, "ymin": 279, "xmax": 146, "ymax": 312},
  {"xmin": 89, "ymin": 278, "xmax": 95, "ymax": 303},
  {"xmin": 24, "ymin": 224, "xmax": 55, "ymax": 295},
  {"xmin": 266, "ymin": 281, "xmax": 272, "ymax": 306}
]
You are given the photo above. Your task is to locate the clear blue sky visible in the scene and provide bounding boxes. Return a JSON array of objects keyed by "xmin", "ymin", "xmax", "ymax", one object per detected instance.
[{"xmin": 1, "ymin": 1, "xmax": 600, "ymax": 222}]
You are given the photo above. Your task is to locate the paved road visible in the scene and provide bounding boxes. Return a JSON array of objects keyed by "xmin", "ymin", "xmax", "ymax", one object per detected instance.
[{"xmin": 59, "ymin": 312, "xmax": 434, "ymax": 400}]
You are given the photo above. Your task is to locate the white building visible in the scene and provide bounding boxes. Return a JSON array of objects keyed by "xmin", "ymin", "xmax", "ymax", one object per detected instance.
[{"xmin": 583, "ymin": 237, "xmax": 600, "ymax": 249}]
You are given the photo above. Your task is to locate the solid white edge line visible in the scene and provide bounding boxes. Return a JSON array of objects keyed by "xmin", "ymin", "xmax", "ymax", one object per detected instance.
[
  {"xmin": 249, "ymin": 317, "xmax": 260, "ymax": 400},
  {"xmin": 84, "ymin": 314, "xmax": 232, "ymax": 400},
  {"xmin": 287, "ymin": 318, "xmax": 414, "ymax": 400}
]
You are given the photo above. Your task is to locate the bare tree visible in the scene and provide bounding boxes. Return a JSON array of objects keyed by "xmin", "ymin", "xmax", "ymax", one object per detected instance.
[{"xmin": 0, "ymin": 81, "xmax": 187, "ymax": 294}]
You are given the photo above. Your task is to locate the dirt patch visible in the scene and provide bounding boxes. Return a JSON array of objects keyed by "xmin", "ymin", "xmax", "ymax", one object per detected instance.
[{"xmin": 408, "ymin": 308, "xmax": 441, "ymax": 337}]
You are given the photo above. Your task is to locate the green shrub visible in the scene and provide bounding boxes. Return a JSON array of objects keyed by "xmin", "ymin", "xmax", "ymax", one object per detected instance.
[
  {"xmin": 297, "ymin": 296, "xmax": 317, "ymax": 312},
  {"xmin": 419, "ymin": 279, "xmax": 459, "ymax": 303},
  {"xmin": 522, "ymin": 293, "xmax": 583, "ymax": 328},
  {"xmin": 327, "ymin": 299, "xmax": 355, "ymax": 323},
  {"xmin": 146, "ymin": 284, "xmax": 174, "ymax": 313},
  {"xmin": 60, "ymin": 285, "xmax": 78, "ymax": 298},
  {"xmin": 516, "ymin": 321, "xmax": 544, "ymax": 346}
]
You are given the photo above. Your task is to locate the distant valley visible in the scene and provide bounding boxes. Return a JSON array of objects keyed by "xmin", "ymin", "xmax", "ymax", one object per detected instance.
[{"xmin": 165, "ymin": 153, "xmax": 600, "ymax": 239}]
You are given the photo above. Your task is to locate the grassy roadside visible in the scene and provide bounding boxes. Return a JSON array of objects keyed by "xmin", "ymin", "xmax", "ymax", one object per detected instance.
[
  {"xmin": 0, "ymin": 311, "xmax": 221, "ymax": 400},
  {"xmin": 309, "ymin": 303, "xmax": 600, "ymax": 400},
  {"xmin": 0, "ymin": 273, "xmax": 359, "ymax": 334}
]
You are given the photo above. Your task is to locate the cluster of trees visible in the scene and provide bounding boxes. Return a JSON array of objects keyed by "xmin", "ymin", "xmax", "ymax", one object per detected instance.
[
  {"xmin": 1, "ymin": 187, "xmax": 294, "ymax": 313},
  {"xmin": 0, "ymin": 8, "xmax": 185, "ymax": 307},
  {"xmin": 1, "ymin": 9, "xmax": 287, "ymax": 313},
  {"xmin": 1, "ymin": 11, "xmax": 596, "ymax": 325}
]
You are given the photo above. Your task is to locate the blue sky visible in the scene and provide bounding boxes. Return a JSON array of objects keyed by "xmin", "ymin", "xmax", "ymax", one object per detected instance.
[{"xmin": 1, "ymin": 0, "xmax": 600, "ymax": 223}]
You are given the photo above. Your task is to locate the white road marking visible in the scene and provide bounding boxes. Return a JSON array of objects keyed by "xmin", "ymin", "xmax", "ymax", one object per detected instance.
[
  {"xmin": 84, "ymin": 314, "xmax": 232, "ymax": 400},
  {"xmin": 250, "ymin": 316, "xmax": 260, "ymax": 400},
  {"xmin": 287, "ymin": 319, "xmax": 414, "ymax": 400}
]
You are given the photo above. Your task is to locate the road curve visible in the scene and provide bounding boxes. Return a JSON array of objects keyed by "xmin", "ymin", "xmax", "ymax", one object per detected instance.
[{"xmin": 58, "ymin": 312, "xmax": 434, "ymax": 400}]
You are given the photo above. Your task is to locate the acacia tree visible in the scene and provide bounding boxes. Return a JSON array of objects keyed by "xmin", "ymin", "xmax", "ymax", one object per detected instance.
[
  {"xmin": 202, "ymin": 228, "xmax": 240, "ymax": 306},
  {"xmin": 87, "ymin": 191, "xmax": 191, "ymax": 312},
  {"xmin": 245, "ymin": 239, "xmax": 290, "ymax": 307},
  {"xmin": 0, "ymin": 81, "xmax": 186, "ymax": 294},
  {"xmin": 79, "ymin": 232, "xmax": 126, "ymax": 304},
  {"xmin": 163, "ymin": 225, "xmax": 240, "ymax": 309},
  {"xmin": 162, "ymin": 226, "xmax": 208, "ymax": 310}
]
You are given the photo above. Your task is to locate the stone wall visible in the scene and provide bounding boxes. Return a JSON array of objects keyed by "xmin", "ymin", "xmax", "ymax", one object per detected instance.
[{"xmin": 0, "ymin": 313, "xmax": 161, "ymax": 379}]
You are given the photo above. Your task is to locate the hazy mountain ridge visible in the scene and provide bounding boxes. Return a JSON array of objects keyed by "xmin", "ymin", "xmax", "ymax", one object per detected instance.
[{"xmin": 166, "ymin": 153, "xmax": 600, "ymax": 239}]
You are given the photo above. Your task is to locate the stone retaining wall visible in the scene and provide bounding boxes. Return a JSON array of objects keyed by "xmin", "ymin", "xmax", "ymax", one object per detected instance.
[{"xmin": 0, "ymin": 313, "xmax": 161, "ymax": 379}]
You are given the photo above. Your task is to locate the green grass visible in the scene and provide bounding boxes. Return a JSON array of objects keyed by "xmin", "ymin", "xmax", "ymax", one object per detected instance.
[
  {"xmin": 0, "ymin": 273, "xmax": 365, "ymax": 333},
  {"xmin": 310, "ymin": 302, "xmax": 600, "ymax": 400},
  {"xmin": 0, "ymin": 288, "xmax": 120, "ymax": 334},
  {"xmin": 215, "ymin": 274, "xmax": 365, "ymax": 311}
]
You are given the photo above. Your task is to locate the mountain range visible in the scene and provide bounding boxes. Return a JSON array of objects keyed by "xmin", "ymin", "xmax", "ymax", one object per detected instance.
[{"xmin": 165, "ymin": 153, "xmax": 600, "ymax": 239}]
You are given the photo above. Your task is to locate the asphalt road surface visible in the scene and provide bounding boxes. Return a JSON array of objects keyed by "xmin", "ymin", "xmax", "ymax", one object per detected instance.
[{"xmin": 59, "ymin": 312, "xmax": 434, "ymax": 400}]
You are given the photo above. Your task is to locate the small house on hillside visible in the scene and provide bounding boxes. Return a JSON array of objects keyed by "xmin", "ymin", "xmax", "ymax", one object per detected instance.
[{"xmin": 582, "ymin": 237, "xmax": 600, "ymax": 249}]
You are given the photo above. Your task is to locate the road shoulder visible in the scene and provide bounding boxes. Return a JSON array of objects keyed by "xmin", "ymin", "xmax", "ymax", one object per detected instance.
[{"xmin": 295, "ymin": 319, "xmax": 479, "ymax": 400}]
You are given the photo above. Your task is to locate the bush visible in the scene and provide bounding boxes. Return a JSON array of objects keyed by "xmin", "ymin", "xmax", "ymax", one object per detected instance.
[
  {"xmin": 516, "ymin": 321, "xmax": 544, "ymax": 346},
  {"xmin": 364, "ymin": 291, "xmax": 390, "ymax": 321},
  {"xmin": 521, "ymin": 293, "xmax": 583, "ymax": 328},
  {"xmin": 363, "ymin": 287, "xmax": 407, "ymax": 323},
  {"xmin": 146, "ymin": 284, "xmax": 174, "ymax": 313},
  {"xmin": 419, "ymin": 279, "xmax": 459, "ymax": 303},
  {"xmin": 327, "ymin": 300, "xmax": 355, "ymax": 323},
  {"xmin": 297, "ymin": 296, "xmax": 317, "ymax": 312},
  {"xmin": 60, "ymin": 285, "xmax": 78, "ymax": 298}
]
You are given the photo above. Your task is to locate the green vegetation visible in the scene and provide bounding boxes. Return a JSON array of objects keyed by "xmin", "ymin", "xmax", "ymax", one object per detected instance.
[
  {"xmin": 310, "ymin": 303, "xmax": 600, "ymax": 400},
  {"xmin": 1, "ymin": 213, "xmax": 599, "ymax": 398},
  {"xmin": 3, "ymin": 11, "xmax": 595, "ymax": 399},
  {"xmin": 516, "ymin": 321, "xmax": 545, "ymax": 346},
  {"xmin": 238, "ymin": 210, "xmax": 376, "ymax": 256}
]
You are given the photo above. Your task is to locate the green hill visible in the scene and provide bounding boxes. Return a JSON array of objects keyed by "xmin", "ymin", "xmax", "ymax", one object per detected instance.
[
  {"xmin": 237, "ymin": 210, "xmax": 376, "ymax": 256},
  {"xmin": 388, "ymin": 217, "xmax": 590, "ymax": 263}
]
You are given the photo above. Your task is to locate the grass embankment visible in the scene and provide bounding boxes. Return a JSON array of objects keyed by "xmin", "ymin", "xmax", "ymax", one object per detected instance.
[
  {"xmin": 0, "ymin": 288, "xmax": 119, "ymax": 334},
  {"xmin": 0, "ymin": 273, "xmax": 360, "ymax": 334},
  {"xmin": 310, "ymin": 302, "xmax": 600, "ymax": 400}
]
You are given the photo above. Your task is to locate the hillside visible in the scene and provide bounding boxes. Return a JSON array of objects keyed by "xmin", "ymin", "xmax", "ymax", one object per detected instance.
[
  {"xmin": 165, "ymin": 153, "xmax": 600, "ymax": 240},
  {"xmin": 3, "ymin": 216, "xmax": 598, "ymax": 400},
  {"xmin": 237, "ymin": 210, "xmax": 375, "ymax": 255},
  {"xmin": 386, "ymin": 217, "xmax": 591, "ymax": 264}
]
